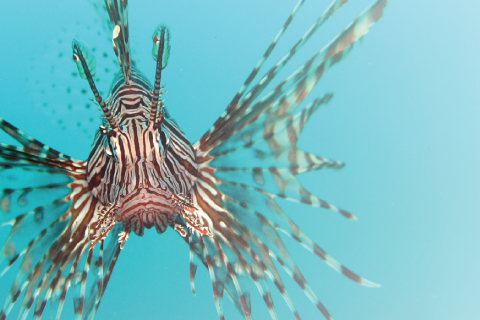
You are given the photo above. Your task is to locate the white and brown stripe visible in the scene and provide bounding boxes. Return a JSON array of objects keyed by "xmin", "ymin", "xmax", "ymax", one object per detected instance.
[
  {"xmin": 86, "ymin": 64, "xmax": 199, "ymax": 238},
  {"xmin": 0, "ymin": 0, "xmax": 389, "ymax": 319}
]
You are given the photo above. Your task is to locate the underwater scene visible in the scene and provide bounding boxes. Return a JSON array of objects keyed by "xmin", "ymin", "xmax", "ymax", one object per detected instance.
[{"xmin": 0, "ymin": 0, "xmax": 479, "ymax": 319}]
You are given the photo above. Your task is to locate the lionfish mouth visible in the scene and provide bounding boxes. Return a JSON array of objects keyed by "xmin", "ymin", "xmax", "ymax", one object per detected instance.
[
  {"xmin": 113, "ymin": 187, "xmax": 211, "ymax": 239},
  {"xmin": 115, "ymin": 187, "xmax": 177, "ymax": 234}
]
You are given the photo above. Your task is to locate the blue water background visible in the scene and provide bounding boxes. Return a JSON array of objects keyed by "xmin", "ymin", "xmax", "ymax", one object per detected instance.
[{"xmin": 0, "ymin": 0, "xmax": 479, "ymax": 319}]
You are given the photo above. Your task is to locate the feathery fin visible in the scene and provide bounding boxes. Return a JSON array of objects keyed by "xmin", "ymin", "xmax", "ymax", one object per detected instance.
[{"xmin": 190, "ymin": 1, "xmax": 389, "ymax": 319}]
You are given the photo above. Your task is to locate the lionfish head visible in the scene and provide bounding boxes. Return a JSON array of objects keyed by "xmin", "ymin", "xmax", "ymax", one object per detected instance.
[{"xmin": 71, "ymin": 17, "xmax": 203, "ymax": 243}]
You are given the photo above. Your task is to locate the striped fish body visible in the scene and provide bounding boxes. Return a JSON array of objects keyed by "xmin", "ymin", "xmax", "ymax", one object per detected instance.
[
  {"xmin": 0, "ymin": 0, "xmax": 389, "ymax": 319},
  {"xmin": 86, "ymin": 67, "xmax": 199, "ymax": 240}
]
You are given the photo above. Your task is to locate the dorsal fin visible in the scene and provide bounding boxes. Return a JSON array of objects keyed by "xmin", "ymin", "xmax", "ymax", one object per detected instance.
[{"xmin": 105, "ymin": 0, "xmax": 132, "ymax": 83}]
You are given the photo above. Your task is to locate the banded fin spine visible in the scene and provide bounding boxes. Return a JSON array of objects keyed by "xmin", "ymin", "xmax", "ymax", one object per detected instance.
[
  {"xmin": 198, "ymin": 0, "xmax": 349, "ymax": 154},
  {"xmin": 72, "ymin": 40, "xmax": 119, "ymax": 131},
  {"xmin": 0, "ymin": 119, "xmax": 122, "ymax": 320},
  {"xmin": 149, "ymin": 24, "xmax": 171, "ymax": 128},
  {"xmin": 188, "ymin": 1, "xmax": 389, "ymax": 319}
]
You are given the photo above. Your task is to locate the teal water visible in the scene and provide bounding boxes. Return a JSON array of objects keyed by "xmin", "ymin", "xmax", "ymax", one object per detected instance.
[{"xmin": 0, "ymin": 0, "xmax": 479, "ymax": 319}]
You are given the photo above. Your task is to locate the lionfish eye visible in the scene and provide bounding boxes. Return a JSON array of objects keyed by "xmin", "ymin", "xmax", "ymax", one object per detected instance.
[
  {"xmin": 103, "ymin": 136, "xmax": 114, "ymax": 156},
  {"xmin": 159, "ymin": 129, "xmax": 169, "ymax": 154},
  {"xmin": 100, "ymin": 127, "xmax": 118, "ymax": 158},
  {"xmin": 108, "ymin": 136, "xmax": 120, "ymax": 160}
]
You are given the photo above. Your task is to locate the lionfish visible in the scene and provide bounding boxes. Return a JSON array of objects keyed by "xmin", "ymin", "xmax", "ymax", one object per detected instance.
[{"xmin": 0, "ymin": 0, "xmax": 388, "ymax": 319}]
